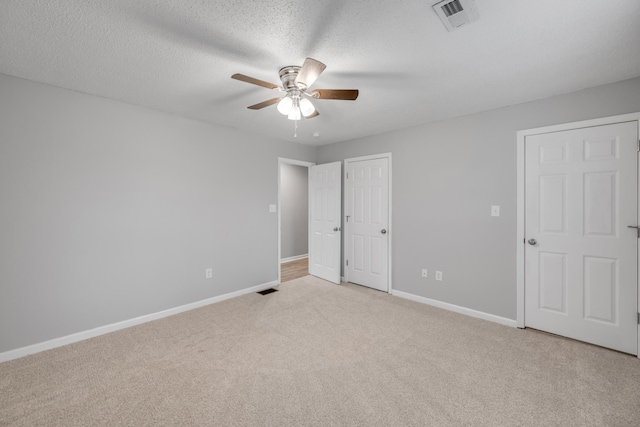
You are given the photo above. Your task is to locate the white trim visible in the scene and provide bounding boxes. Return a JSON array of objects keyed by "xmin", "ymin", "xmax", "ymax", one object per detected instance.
[
  {"xmin": 392, "ymin": 290, "xmax": 518, "ymax": 328},
  {"xmin": 343, "ymin": 153, "xmax": 393, "ymax": 293},
  {"xmin": 517, "ymin": 113, "xmax": 640, "ymax": 138},
  {"xmin": 388, "ymin": 154, "xmax": 393, "ymax": 294},
  {"xmin": 0, "ymin": 280, "xmax": 278, "ymax": 363},
  {"xmin": 277, "ymin": 158, "xmax": 314, "ymax": 285},
  {"xmin": 516, "ymin": 126, "xmax": 526, "ymax": 329},
  {"xmin": 280, "ymin": 254, "xmax": 308, "ymax": 264},
  {"xmin": 516, "ymin": 112, "xmax": 640, "ymax": 357}
]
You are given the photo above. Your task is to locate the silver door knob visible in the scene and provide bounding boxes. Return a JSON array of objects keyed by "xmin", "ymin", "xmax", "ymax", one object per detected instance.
[
  {"xmin": 381, "ymin": 229, "xmax": 387, "ymax": 234},
  {"xmin": 528, "ymin": 239, "xmax": 537, "ymax": 245},
  {"xmin": 333, "ymin": 227, "xmax": 340, "ymax": 232}
]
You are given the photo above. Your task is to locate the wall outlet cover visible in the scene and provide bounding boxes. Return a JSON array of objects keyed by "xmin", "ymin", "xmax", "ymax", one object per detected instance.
[
  {"xmin": 435, "ymin": 271, "xmax": 443, "ymax": 281},
  {"xmin": 422, "ymin": 268, "xmax": 428, "ymax": 278}
]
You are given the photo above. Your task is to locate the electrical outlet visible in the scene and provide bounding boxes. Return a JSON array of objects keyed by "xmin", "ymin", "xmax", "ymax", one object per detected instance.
[
  {"xmin": 422, "ymin": 268, "xmax": 428, "ymax": 278},
  {"xmin": 435, "ymin": 271, "xmax": 443, "ymax": 281},
  {"xmin": 205, "ymin": 268, "xmax": 213, "ymax": 279},
  {"xmin": 491, "ymin": 205, "xmax": 500, "ymax": 217}
]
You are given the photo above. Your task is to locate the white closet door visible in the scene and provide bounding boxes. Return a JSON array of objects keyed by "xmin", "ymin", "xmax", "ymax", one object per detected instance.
[
  {"xmin": 525, "ymin": 121, "xmax": 638, "ymax": 354},
  {"xmin": 346, "ymin": 157, "xmax": 389, "ymax": 292}
]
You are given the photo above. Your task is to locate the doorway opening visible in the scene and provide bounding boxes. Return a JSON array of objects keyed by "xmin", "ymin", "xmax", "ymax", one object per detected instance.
[{"xmin": 278, "ymin": 158, "xmax": 314, "ymax": 283}]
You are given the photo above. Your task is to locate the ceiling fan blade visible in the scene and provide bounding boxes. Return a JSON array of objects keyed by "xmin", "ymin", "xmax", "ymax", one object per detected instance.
[
  {"xmin": 232, "ymin": 74, "xmax": 280, "ymax": 90},
  {"xmin": 311, "ymin": 89, "xmax": 359, "ymax": 100},
  {"xmin": 247, "ymin": 97, "xmax": 281, "ymax": 110},
  {"xmin": 294, "ymin": 58, "xmax": 326, "ymax": 89},
  {"xmin": 305, "ymin": 110, "xmax": 319, "ymax": 119}
]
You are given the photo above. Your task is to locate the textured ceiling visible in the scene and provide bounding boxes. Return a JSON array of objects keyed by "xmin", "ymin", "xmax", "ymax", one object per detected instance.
[{"xmin": 1, "ymin": 0, "xmax": 639, "ymax": 146}]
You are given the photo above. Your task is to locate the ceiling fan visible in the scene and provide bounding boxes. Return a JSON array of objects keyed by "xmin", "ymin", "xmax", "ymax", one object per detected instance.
[{"xmin": 231, "ymin": 58, "xmax": 359, "ymax": 120}]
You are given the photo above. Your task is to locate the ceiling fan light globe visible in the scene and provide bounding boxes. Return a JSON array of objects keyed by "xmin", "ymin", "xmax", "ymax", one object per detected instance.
[
  {"xmin": 288, "ymin": 107, "xmax": 301, "ymax": 121},
  {"xmin": 299, "ymin": 98, "xmax": 316, "ymax": 117},
  {"xmin": 277, "ymin": 96, "xmax": 293, "ymax": 115}
]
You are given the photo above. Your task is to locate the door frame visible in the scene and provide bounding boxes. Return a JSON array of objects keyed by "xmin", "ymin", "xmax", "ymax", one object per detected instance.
[
  {"xmin": 343, "ymin": 153, "xmax": 393, "ymax": 293},
  {"xmin": 277, "ymin": 157, "xmax": 315, "ymax": 284},
  {"xmin": 516, "ymin": 112, "xmax": 640, "ymax": 357}
]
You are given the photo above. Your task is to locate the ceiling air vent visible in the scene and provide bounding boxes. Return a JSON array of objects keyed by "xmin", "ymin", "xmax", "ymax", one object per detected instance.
[{"xmin": 432, "ymin": 0, "xmax": 479, "ymax": 32}]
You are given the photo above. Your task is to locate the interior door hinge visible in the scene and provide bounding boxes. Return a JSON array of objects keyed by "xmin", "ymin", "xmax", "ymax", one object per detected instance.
[
  {"xmin": 638, "ymin": 312, "xmax": 640, "ymax": 325},
  {"xmin": 637, "ymin": 139, "xmax": 640, "ymax": 152},
  {"xmin": 346, "ymin": 172, "xmax": 349, "ymax": 179},
  {"xmin": 346, "ymin": 259, "xmax": 349, "ymax": 266}
]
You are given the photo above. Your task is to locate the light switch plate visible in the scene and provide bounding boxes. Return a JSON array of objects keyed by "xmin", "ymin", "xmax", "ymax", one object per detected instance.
[
  {"xmin": 269, "ymin": 204, "xmax": 277, "ymax": 213},
  {"xmin": 491, "ymin": 205, "xmax": 500, "ymax": 217}
]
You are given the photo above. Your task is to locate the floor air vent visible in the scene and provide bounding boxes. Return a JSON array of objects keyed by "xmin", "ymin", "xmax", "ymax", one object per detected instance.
[
  {"xmin": 257, "ymin": 288, "xmax": 279, "ymax": 295},
  {"xmin": 432, "ymin": 0, "xmax": 479, "ymax": 32}
]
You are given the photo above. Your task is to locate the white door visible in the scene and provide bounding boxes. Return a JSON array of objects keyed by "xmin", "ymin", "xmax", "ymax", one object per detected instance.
[
  {"xmin": 346, "ymin": 157, "xmax": 389, "ymax": 292},
  {"xmin": 309, "ymin": 162, "xmax": 342, "ymax": 284},
  {"xmin": 524, "ymin": 121, "xmax": 638, "ymax": 354}
]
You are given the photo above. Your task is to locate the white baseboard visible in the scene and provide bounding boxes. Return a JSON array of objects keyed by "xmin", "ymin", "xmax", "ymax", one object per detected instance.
[
  {"xmin": 391, "ymin": 290, "xmax": 517, "ymax": 328},
  {"xmin": 280, "ymin": 254, "xmax": 308, "ymax": 264},
  {"xmin": 0, "ymin": 280, "xmax": 278, "ymax": 363}
]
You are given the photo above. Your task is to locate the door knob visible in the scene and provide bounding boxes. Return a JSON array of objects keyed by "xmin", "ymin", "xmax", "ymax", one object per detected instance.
[
  {"xmin": 381, "ymin": 229, "xmax": 387, "ymax": 234},
  {"xmin": 333, "ymin": 227, "xmax": 341, "ymax": 232},
  {"xmin": 528, "ymin": 239, "xmax": 537, "ymax": 245}
]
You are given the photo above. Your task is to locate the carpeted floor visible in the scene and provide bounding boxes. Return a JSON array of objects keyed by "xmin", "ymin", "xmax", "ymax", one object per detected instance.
[{"xmin": 1, "ymin": 276, "xmax": 639, "ymax": 426}]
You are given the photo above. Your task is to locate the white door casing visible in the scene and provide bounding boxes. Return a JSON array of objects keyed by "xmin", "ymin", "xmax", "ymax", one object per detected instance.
[
  {"xmin": 520, "ymin": 119, "xmax": 639, "ymax": 355},
  {"xmin": 345, "ymin": 155, "xmax": 391, "ymax": 292},
  {"xmin": 309, "ymin": 162, "xmax": 342, "ymax": 284}
]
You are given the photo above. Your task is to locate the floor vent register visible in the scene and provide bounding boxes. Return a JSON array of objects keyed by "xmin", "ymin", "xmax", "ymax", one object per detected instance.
[{"xmin": 257, "ymin": 288, "xmax": 279, "ymax": 295}]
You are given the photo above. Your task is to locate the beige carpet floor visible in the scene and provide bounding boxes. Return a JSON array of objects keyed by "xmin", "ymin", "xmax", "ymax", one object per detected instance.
[{"xmin": 1, "ymin": 276, "xmax": 639, "ymax": 426}]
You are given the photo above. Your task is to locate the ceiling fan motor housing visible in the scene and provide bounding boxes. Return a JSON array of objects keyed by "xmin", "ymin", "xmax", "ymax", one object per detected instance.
[{"xmin": 279, "ymin": 66, "xmax": 302, "ymax": 90}]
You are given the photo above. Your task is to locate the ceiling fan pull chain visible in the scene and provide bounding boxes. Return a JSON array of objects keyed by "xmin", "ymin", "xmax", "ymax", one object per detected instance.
[{"xmin": 294, "ymin": 119, "xmax": 298, "ymax": 138}]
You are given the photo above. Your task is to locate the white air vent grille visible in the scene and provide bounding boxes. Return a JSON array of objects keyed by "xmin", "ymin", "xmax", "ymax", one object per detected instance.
[
  {"xmin": 441, "ymin": 0, "xmax": 463, "ymax": 17},
  {"xmin": 433, "ymin": 0, "xmax": 479, "ymax": 32}
]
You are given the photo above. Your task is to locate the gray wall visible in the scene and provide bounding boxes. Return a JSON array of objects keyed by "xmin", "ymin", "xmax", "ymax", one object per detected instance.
[
  {"xmin": 317, "ymin": 77, "xmax": 640, "ymax": 320},
  {"xmin": 2, "ymin": 72, "xmax": 639, "ymax": 355},
  {"xmin": 280, "ymin": 164, "xmax": 308, "ymax": 260},
  {"xmin": 0, "ymin": 74, "xmax": 315, "ymax": 353}
]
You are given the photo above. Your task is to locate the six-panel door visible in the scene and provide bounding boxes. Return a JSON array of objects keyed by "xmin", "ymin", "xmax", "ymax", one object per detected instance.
[
  {"xmin": 346, "ymin": 157, "xmax": 389, "ymax": 292},
  {"xmin": 309, "ymin": 162, "xmax": 342, "ymax": 284},
  {"xmin": 524, "ymin": 121, "xmax": 638, "ymax": 354}
]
